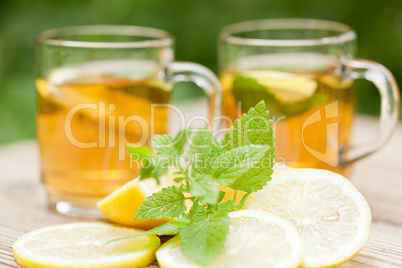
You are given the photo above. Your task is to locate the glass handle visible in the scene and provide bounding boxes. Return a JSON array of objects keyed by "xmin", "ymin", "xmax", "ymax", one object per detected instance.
[
  {"xmin": 340, "ymin": 58, "xmax": 400, "ymax": 166},
  {"xmin": 168, "ymin": 61, "xmax": 222, "ymax": 131}
]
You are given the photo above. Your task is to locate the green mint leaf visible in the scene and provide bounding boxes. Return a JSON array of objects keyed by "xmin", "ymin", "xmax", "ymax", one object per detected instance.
[
  {"xmin": 189, "ymin": 206, "xmax": 210, "ymax": 223},
  {"xmin": 221, "ymin": 100, "xmax": 275, "ymax": 150},
  {"xmin": 174, "ymin": 177, "xmax": 184, "ymax": 183},
  {"xmin": 153, "ymin": 129, "xmax": 191, "ymax": 156},
  {"xmin": 213, "ymin": 145, "xmax": 270, "ymax": 187},
  {"xmin": 135, "ymin": 186, "xmax": 186, "ymax": 220},
  {"xmin": 178, "ymin": 217, "xmax": 191, "ymax": 224},
  {"xmin": 184, "ymin": 199, "xmax": 211, "ymax": 223},
  {"xmin": 126, "ymin": 144, "xmax": 153, "ymax": 160},
  {"xmin": 190, "ymin": 174, "xmax": 220, "ymax": 205},
  {"xmin": 216, "ymin": 200, "xmax": 235, "ymax": 217},
  {"xmin": 174, "ymin": 129, "xmax": 191, "ymax": 155},
  {"xmin": 189, "ymin": 128, "xmax": 222, "ymax": 176},
  {"xmin": 217, "ymin": 191, "xmax": 226, "ymax": 203},
  {"xmin": 153, "ymin": 134, "xmax": 175, "ymax": 155},
  {"xmin": 220, "ymin": 101, "xmax": 276, "ymax": 192},
  {"xmin": 139, "ymin": 155, "xmax": 168, "ymax": 183},
  {"xmin": 236, "ymin": 192, "xmax": 252, "ymax": 210},
  {"xmin": 135, "ymin": 222, "xmax": 186, "ymax": 236},
  {"xmin": 184, "ymin": 199, "xmax": 200, "ymax": 219},
  {"xmin": 179, "ymin": 184, "xmax": 190, "ymax": 193},
  {"xmin": 180, "ymin": 215, "xmax": 230, "ymax": 266},
  {"xmin": 107, "ymin": 222, "xmax": 186, "ymax": 244},
  {"xmin": 232, "ymin": 146, "xmax": 275, "ymax": 192},
  {"xmin": 125, "ymin": 144, "xmax": 169, "ymax": 183}
]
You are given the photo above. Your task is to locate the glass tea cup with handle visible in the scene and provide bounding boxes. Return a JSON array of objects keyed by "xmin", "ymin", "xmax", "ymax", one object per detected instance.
[
  {"xmin": 219, "ymin": 19, "xmax": 399, "ymax": 177},
  {"xmin": 35, "ymin": 25, "xmax": 222, "ymax": 216}
]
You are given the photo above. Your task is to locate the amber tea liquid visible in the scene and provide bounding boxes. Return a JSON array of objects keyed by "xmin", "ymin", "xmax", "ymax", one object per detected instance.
[
  {"xmin": 221, "ymin": 65, "xmax": 354, "ymax": 176},
  {"xmin": 36, "ymin": 61, "xmax": 171, "ymax": 207}
]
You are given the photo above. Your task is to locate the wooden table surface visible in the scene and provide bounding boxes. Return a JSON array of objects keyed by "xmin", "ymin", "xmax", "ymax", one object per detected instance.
[{"xmin": 1, "ymin": 116, "xmax": 401, "ymax": 268}]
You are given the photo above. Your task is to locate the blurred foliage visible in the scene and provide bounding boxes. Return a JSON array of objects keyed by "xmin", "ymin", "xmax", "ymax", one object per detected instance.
[{"xmin": 0, "ymin": 0, "xmax": 401, "ymax": 144}]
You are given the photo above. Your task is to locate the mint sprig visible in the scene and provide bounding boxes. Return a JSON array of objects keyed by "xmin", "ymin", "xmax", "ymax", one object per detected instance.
[
  {"xmin": 180, "ymin": 214, "xmax": 230, "ymax": 266},
  {"xmin": 115, "ymin": 101, "xmax": 276, "ymax": 266},
  {"xmin": 135, "ymin": 186, "xmax": 187, "ymax": 220}
]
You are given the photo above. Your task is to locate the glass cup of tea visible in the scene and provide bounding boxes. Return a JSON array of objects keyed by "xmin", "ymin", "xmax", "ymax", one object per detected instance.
[
  {"xmin": 35, "ymin": 25, "xmax": 222, "ymax": 216},
  {"xmin": 219, "ymin": 19, "xmax": 399, "ymax": 177}
]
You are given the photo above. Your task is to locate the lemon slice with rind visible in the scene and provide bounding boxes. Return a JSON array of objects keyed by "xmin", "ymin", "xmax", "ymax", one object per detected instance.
[
  {"xmin": 156, "ymin": 210, "xmax": 304, "ymax": 268},
  {"xmin": 232, "ymin": 71, "xmax": 326, "ymax": 117},
  {"xmin": 13, "ymin": 222, "xmax": 160, "ymax": 268},
  {"xmin": 97, "ymin": 174, "xmax": 181, "ymax": 230},
  {"xmin": 244, "ymin": 70, "xmax": 318, "ymax": 101},
  {"xmin": 245, "ymin": 168, "xmax": 371, "ymax": 268}
]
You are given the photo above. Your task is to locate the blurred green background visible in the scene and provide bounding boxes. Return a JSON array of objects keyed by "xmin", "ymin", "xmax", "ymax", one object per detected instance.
[{"xmin": 0, "ymin": 0, "xmax": 401, "ymax": 144}]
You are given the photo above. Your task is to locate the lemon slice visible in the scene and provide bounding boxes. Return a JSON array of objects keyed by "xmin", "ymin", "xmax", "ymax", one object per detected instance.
[
  {"xmin": 245, "ymin": 168, "xmax": 372, "ymax": 268},
  {"xmin": 320, "ymin": 74, "xmax": 354, "ymax": 90},
  {"xmin": 97, "ymin": 169, "xmax": 247, "ymax": 230},
  {"xmin": 156, "ymin": 210, "xmax": 304, "ymax": 268},
  {"xmin": 97, "ymin": 174, "xmax": 181, "ymax": 229},
  {"xmin": 13, "ymin": 222, "xmax": 160, "ymax": 268},
  {"xmin": 244, "ymin": 70, "xmax": 318, "ymax": 102}
]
